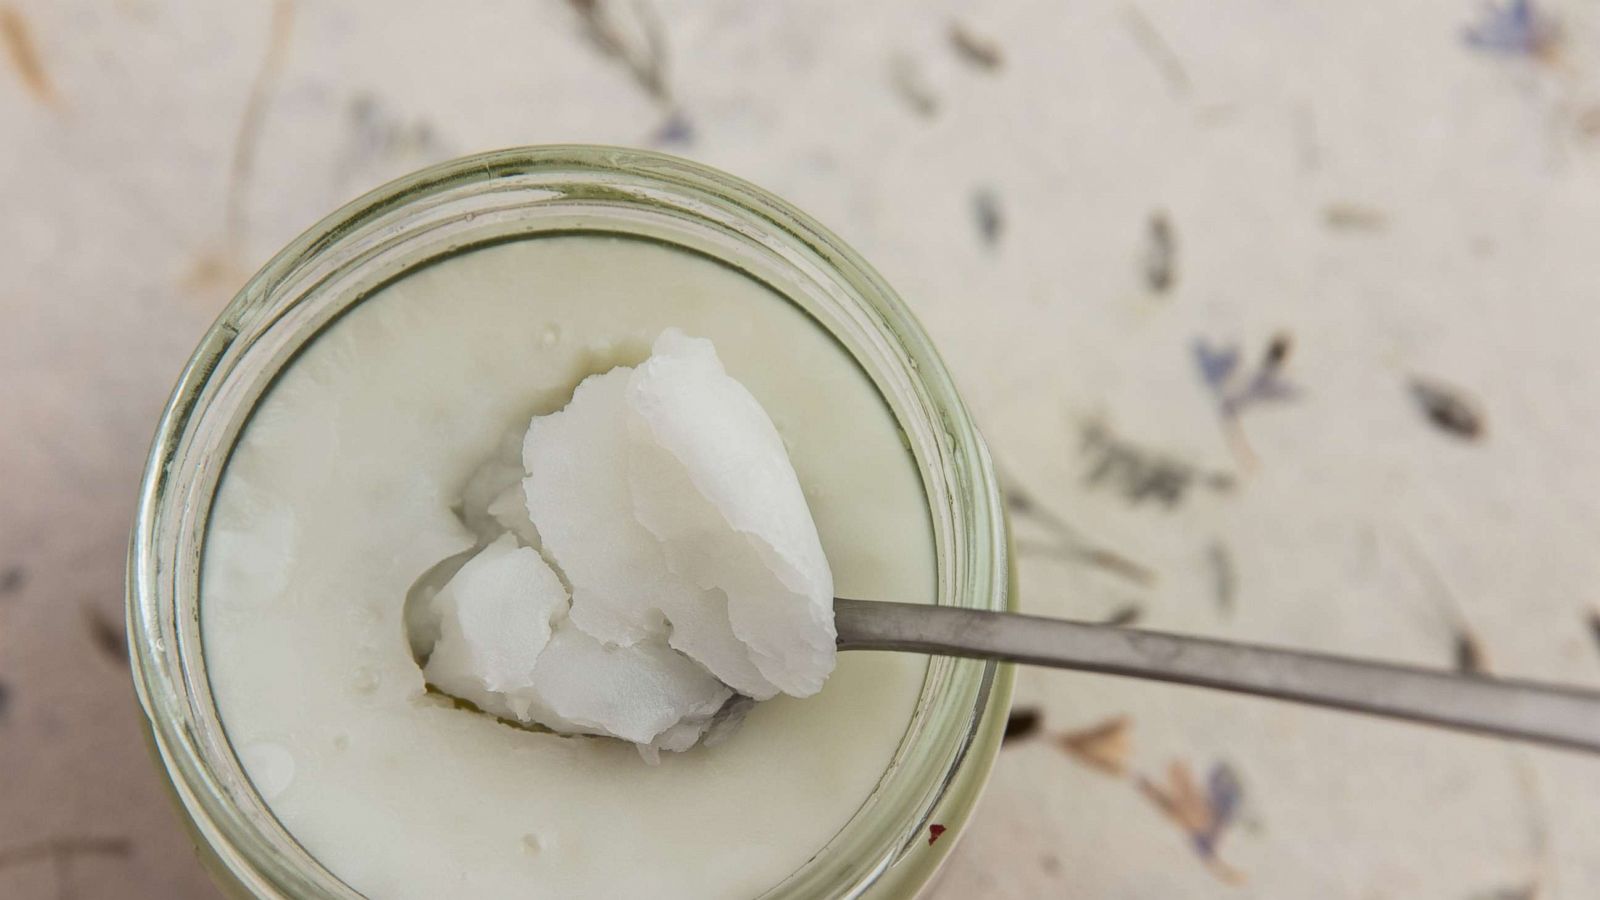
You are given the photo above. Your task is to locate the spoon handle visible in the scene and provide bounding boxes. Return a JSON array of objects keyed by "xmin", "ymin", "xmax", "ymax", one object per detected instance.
[{"xmin": 834, "ymin": 598, "xmax": 1600, "ymax": 754}]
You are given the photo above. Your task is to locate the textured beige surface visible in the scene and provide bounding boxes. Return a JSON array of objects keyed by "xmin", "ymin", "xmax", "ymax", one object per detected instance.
[{"xmin": 4, "ymin": 0, "xmax": 1600, "ymax": 897}]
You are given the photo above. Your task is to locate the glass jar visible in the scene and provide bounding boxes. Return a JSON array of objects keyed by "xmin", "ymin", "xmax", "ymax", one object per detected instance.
[{"xmin": 128, "ymin": 146, "xmax": 1013, "ymax": 899}]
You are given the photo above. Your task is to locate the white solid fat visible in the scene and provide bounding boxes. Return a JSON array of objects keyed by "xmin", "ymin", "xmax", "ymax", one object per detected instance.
[
  {"xmin": 422, "ymin": 535, "xmax": 564, "ymax": 704},
  {"xmin": 627, "ymin": 330, "xmax": 837, "ymax": 697},
  {"xmin": 456, "ymin": 458, "xmax": 526, "ymax": 545},
  {"xmin": 202, "ymin": 235, "xmax": 935, "ymax": 899},
  {"xmin": 485, "ymin": 482, "xmax": 541, "ymax": 549},
  {"xmin": 521, "ymin": 329, "xmax": 836, "ymax": 702},
  {"xmin": 425, "ymin": 331, "xmax": 836, "ymax": 746},
  {"xmin": 523, "ymin": 621, "xmax": 732, "ymax": 745},
  {"xmin": 522, "ymin": 369, "xmax": 679, "ymax": 648},
  {"xmin": 422, "ymin": 535, "xmax": 733, "ymax": 747}
]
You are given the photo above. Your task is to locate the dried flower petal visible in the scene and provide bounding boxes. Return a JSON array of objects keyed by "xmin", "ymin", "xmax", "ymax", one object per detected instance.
[
  {"xmin": 972, "ymin": 188, "xmax": 1003, "ymax": 247},
  {"xmin": 1138, "ymin": 760, "xmax": 1211, "ymax": 835},
  {"xmin": 1455, "ymin": 631, "xmax": 1490, "ymax": 675},
  {"xmin": 651, "ymin": 110, "xmax": 694, "ymax": 146},
  {"xmin": 1207, "ymin": 541, "xmax": 1236, "ymax": 615},
  {"xmin": 1143, "ymin": 212, "xmax": 1176, "ymax": 294},
  {"xmin": 1322, "ymin": 204, "xmax": 1388, "ymax": 231},
  {"xmin": 0, "ymin": 6, "xmax": 56, "ymax": 105},
  {"xmin": 1103, "ymin": 603, "xmax": 1143, "ymax": 626},
  {"xmin": 0, "ymin": 836, "xmax": 131, "ymax": 871},
  {"xmin": 1195, "ymin": 333, "xmax": 1300, "ymax": 466},
  {"xmin": 1205, "ymin": 762, "xmax": 1244, "ymax": 837},
  {"xmin": 1004, "ymin": 469, "xmax": 1158, "ymax": 583},
  {"xmin": 1463, "ymin": 0, "xmax": 1560, "ymax": 58},
  {"xmin": 1122, "ymin": 5, "xmax": 1189, "ymax": 93},
  {"xmin": 1192, "ymin": 339, "xmax": 1240, "ymax": 393},
  {"xmin": 948, "ymin": 23, "xmax": 1003, "ymax": 70},
  {"xmin": 1139, "ymin": 759, "xmax": 1248, "ymax": 882},
  {"xmin": 1004, "ymin": 707, "xmax": 1042, "ymax": 743},
  {"xmin": 1059, "ymin": 715, "xmax": 1132, "ymax": 775},
  {"xmin": 889, "ymin": 54, "xmax": 938, "ymax": 117},
  {"xmin": 1410, "ymin": 377, "xmax": 1485, "ymax": 441},
  {"xmin": 1080, "ymin": 419, "xmax": 1228, "ymax": 510},
  {"xmin": 568, "ymin": 0, "xmax": 671, "ymax": 103},
  {"xmin": 83, "ymin": 606, "xmax": 128, "ymax": 665}
]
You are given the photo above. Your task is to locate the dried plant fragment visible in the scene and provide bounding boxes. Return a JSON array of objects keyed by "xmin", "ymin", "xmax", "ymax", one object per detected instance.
[
  {"xmin": 1138, "ymin": 759, "xmax": 1247, "ymax": 883},
  {"xmin": 1193, "ymin": 333, "xmax": 1300, "ymax": 467},
  {"xmin": 1463, "ymin": 0, "xmax": 1561, "ymax": 62},
  {"xmin": 0, "ymin": 835, "xmax": 131, "ymax": 872},
  {"xmin": 1410, "ymin": 377, "xmax": 1485, "ymax": 441},
  {"xmin": 650, "ymin": 109, "xmax": 694, "ymax": 146},
  {"xmin": 1122, "ymin": 5, "xmax": 1189, "ymax": 93},
  {"xmin": 1003, "ymin": 473, "xmax": 1158, "ymax": 585},
  {"xmin": 1322, "ymin": 203, "xmax": 1388, "ymax": 231},
  {"xmin": 1058, "ymin": 715, "xmax": 1132, "ymax": 775},
  {"xmin": 1143, "ymin": 211, "xmax": 1176, "ymax": 293},
  {"xmin": 1103, "ymin": 603, "xmax": 1143, "ymax": 626},
  {"xmin": 888, "ymin": 54, "xmax": 938, "ymax": 117},
  {"xmin": 569, "ymin": 0, "xmax": 670, "ymax": 103},
  {"xmin": 1138, "ymin": 760, "xmax": 1210, "ymax": 833},
  {"xmin": 1004, "ymin": 707, "xmax": 1043, "ymax": 743},
  {"xmin": 1207, "ymin": 541, "xmax": 1236, "ymax": 615},
  {"xmin": 0, "ymin": 5, "xmax": 56, "ymax": 104},
  {"xmin": 1081, "ymin": 419, "xmax": 1231, "ymax": 509},
  {"xmin": 83, "ymin": 606, "xmax": 128, "ymax": 666},
  {"xmin": 972, "ymin": 187, "xmax": 1003, "ymax": 247},
  {"xmin": 0, "ymin": 565, "xmax": 22, "ymax": 595},
  {"xmin": 337, "ymin": 92, "xmax": 446, "ymax": 180},
  {"xmin": 191, "ymin": 0, "xmax": 294, "ymax": 295},
  {"xmin": 1577, "ymin": 104, "xmax": 1600, "ymax": 140},
  {"xmin": 949, "ymin": 22, "xmax": 1003, "ymax": 70}
]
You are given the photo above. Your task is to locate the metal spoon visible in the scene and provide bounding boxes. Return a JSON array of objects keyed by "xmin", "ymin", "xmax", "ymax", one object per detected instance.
[{"xmin": 835, "ymin": 598, "xmax": 1600, "ymax": 753}]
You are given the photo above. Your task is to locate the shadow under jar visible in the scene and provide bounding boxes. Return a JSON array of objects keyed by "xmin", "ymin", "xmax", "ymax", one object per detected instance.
[{"xmin": 129, "ymin": 146, "xmax": 1013, "ymax": 899}]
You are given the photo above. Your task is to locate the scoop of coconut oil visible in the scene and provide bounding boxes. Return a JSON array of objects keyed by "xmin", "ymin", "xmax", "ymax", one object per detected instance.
[{"xmin": 408, "ymin": 329, "xmax": 837, "ymax": 761}]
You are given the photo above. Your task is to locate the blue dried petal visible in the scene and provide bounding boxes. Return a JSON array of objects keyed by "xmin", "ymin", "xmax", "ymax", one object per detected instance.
[
  {"xmin": 972, "ymin": 188, "xmax": 1003, "ymax": 246},
  {"xmin": 1240, "ymin": 370, "xmax": 1299, "ymax": 405},
  {"xmin": 1186, "ymin": 761, "xmax": 1244, "ymax": 858},
  {"xmin": 651, "ymin": 111, "xmax": 694, "ymax": 146},
  {"xmin": 1193, "ymin": 338, "xmax": 1240, "ymax": 393},
  {"xmin": 1463, "ymin": 0, "xmax": 1556, "ymax": 55},
  {"xmin": 1207, "ymin": 761, "xmax": 1243, "ymax": 829}
]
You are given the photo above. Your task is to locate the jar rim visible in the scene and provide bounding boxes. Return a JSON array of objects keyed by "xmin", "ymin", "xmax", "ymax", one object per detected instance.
[{"xmin": 128, "ymin": 145, "xmax": 1011, "ymax": 899}]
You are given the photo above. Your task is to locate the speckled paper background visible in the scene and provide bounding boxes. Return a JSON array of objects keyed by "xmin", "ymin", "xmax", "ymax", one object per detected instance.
[{"xmin": 4, "ymin": 1, "xmax": 1600, "ymax": 897}]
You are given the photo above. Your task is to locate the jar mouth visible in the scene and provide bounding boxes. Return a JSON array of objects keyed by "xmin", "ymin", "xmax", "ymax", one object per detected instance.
[{"xmin": 128, "ymin": 146, "xmax": 1011, "ymax": 899}]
